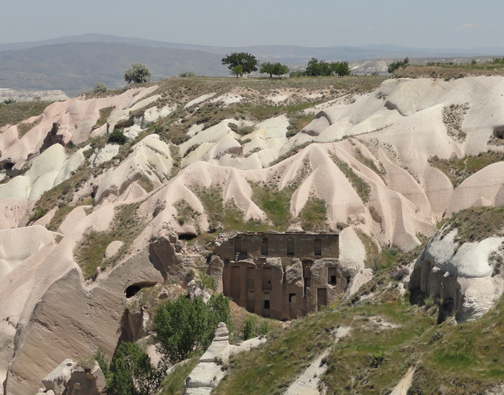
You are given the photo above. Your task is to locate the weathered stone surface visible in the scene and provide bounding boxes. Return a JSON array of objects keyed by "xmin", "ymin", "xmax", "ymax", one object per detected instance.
[
  {"xmin": 185, "ymin": 323, "xmax": 265, "ymax": 394},
  {"xmin": 188, "ymin": 280, "xmax": 211, "ymax": 304},
  {"xmin": 65, "ymin": 362, "xmax": 107, "ymax": 395},
  {"xmin": 207, "ymin": 255, "xmax": 224, "ymax": 293},
  {"xmin": 409, "ymin": 228, "xmax": 504, "ymax": 322},
  {"xmin": 104, "ymin": 240, "xmax": 124, "ymax": 259},
  {"xmin": 42, "ymin": 359, "xmax": 75, "ymax": 394}
]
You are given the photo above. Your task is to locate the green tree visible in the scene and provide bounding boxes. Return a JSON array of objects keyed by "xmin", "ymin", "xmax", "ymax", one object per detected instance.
[
  {"xmin": 232, "ymin": 65, "xmax": 244, "ymax": 78},
  {"xmin": 388, "ymin": 57, "xmax": 409, "ymax": 73},
  {"xmin": 332, "ymin": 61, "xmax": 351, "ymax": 77},
  {"xmin": 108, "ymin": 342, "xmax": 161, "ymax": 395},
  {"xmin": 260, "ymin": 62, "xmax": 290, "ymax": 79},
  {"xmin": 305, "ymin": 58, "xmax": 332, "ymax": 76},
  {"xmin": 221, "ymin": 52, "xmax": 258, "ymax": 76},
  {"xmin": 124, "ymin": 63, "xmax": 151, "ymax": 84},
  {"xmin": 153, "ymin": 294, "xmax": 230, "ymax": 363}
]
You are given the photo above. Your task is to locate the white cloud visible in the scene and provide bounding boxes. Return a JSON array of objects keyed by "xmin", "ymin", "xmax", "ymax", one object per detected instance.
[{"xmin": 455, "ymin": 23, "xmax": 477, "ymax": 31}]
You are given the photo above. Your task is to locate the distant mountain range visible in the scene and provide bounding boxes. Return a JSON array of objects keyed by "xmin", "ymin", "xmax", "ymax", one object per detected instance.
[{"xmin": 1, "ymin": 34, "xmax": 504, "ymax": 96}]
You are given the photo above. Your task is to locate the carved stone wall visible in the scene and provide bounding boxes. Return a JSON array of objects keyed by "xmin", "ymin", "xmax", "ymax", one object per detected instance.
[{"xmin": 213, "ymin": 232, "xmax": 347, "ymax": 320}]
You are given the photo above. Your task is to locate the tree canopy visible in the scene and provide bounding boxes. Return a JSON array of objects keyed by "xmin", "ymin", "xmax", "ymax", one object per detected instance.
[
  {"xmin": 221, "ymin": 52, "xmax": 258, "ymax": 76},
  {"xmin": 260, "ymin": 62, "xmax": 290, "ymax": 79},
  {"xmin": 104, "ymin": 342, "xmax": 161, "ymax": 395},
  {"xmin": 153, "ymin": 294, "xmax": 231, "ymax": 363},
  {"xmin": 124, "ymin": 63, "xmax": 151, "ymax": 84},
  {"xmin": 304, "ymin": 58, "xmax": 350, "ymax": 77}
]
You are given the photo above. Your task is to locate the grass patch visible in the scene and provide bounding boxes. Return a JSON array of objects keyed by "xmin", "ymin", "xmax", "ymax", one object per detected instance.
[
  {"xmin": 286, "ymin": 113, "xmax": 315, "ymax": 137},
  {"xmin": 429, "ymin": 151, "xmax": 504, "ymax": 187},
  {"xmin": 157, "ymin": 357, "xmax": 200, "ymax": 395},
  {"xmin": 270, "ymin": 142, "xmax": 311, "ymax": 166},
  {"xmin": 174, "ymin": 200, "xmax": 200, "ymax": 226},
  {"xmin": 393, "ymin": 61, "xmax": 504, "ymax": 80},
  {"xmin": 216, "ymin": 253, "xmax": 504, "ymax": 395},
  {"xmin": 353, "ymin": 146, "xmax": 386, "ymax": 181},
  {"xmin": 30, "ymin": 169, "xmax": 93, "ymax": 222},
  {"xmin": 46, "ymin": 205, "xmax": 75, "ymax": 231},
  {"xmin": 250, "ymin": 183, "xmax": 294, "ymax": 230},
  {"xmin": 193, "ymin": 185, "xmax": 268, "ymax": 233},
  {"xmin": 356, "ymin": 230, "xmax": 398, "ymax": 271},
  {"xmin": 17, "ymin": 115, "xmax": 43, "ymax": 137},
  {"xmin": 216, "ymin": 308, "xmax": 335, "ymax": 395},
  {"xmin": 137, "ymin": 175, "xmax": 154, "ymax": 192},
  {"xmin": 74, "ymin": 202, "xmax": 146, "ymax": 279},
  {"xmin": 95, "ymin": 106, "xmax": 114, "ymax": 128},
  {"xmin": 299, "ymin": 196, "xmax": 328, "ymax": 232},
  {"xmin": 440, "ymin": 206, "xmax": 504, "ymax": 245},
  {"xmin": 332, "ymin": 155, "xmax": 371, "ymax": 203},
  {"xmin": 0, "ymin": 100, "xmax": 52, "ymax": 127}
]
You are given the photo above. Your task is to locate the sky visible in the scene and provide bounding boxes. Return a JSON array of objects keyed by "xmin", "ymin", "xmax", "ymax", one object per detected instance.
[{"xmin": 1, "ymin": 0, "xmax": 503, "ymax": 49}]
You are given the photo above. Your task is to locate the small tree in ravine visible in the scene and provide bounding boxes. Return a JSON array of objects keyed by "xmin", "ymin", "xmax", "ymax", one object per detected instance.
[
  {"xmin": 388, "ymin": 57, "xmax": 409, "ymax": 73},
  {"xmin": 260, "ymin": 62, "xmax": 290, "ymax": 79},
  {"xmin": 221, "ymin": 52, "xmax": 258, "ymax": 76},
  {"xmin": 124, "ymin": 63, "xmax": 151, "ymax": 84}
]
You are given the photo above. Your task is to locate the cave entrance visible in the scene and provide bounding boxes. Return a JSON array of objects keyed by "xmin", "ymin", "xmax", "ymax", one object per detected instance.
[{"xmin": 125, "ymin": 282, "xmax": 157, "ymax": 298}]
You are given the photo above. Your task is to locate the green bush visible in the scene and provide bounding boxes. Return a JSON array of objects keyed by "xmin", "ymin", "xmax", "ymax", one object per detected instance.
[
  {"xmin": 93, "ymin": 82, "xmax": 107, "ymax": 93},
  {"xmin": 108, "ymin": 342, "xmax": 161, "ymax": 395},
  {"xmin": 153, "ymin": 294, "xmax": 231, "ymax": 363},
  {"xmin": 124, "ymin": 63, "xmax": 151, "ymax": 84},
  {"xmin": 242, "ymin": 316, "xmax": 257, "ymax": 340},
  {"xmin": 108, "ymin": 129, "xmax": 127, "ymax": 145},
  {"xmin": 95, "ymin": 345, "xmax": 161, "ymax": 395}
]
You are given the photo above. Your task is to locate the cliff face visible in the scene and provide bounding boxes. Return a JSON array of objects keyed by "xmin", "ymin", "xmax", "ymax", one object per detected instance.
[{"xmin": 1, "ymin": 76, "xmax": 504, "ymax": 393}]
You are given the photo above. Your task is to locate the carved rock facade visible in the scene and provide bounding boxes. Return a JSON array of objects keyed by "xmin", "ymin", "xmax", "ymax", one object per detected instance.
[{"xmin": 213, "ymin": 232, "xmax": 350, "ymax": 320}]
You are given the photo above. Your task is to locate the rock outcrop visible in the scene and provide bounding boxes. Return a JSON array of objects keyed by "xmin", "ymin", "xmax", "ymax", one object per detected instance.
[
  {"xmin": 410, "ymin": 228, "xmax": 504, "ymax": 322},
  {"xmin": 37, "ymin": 358, "xmax": 106, "ymax": 395},
  {"xmin": 184, "ymin": 322, "xmax": 266, "ymax": 394}
]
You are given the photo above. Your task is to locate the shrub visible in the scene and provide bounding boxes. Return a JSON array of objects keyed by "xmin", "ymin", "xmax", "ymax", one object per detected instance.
[
  {"xmin": 108, "ymin": 129, "xmax": 127, "ymax": 145},
  {"xmin": 242, "ymin": 316, "xmax": 257, "ymax": 340},
  {"xmin": 29, "ymin": 207, "xmax": 47, "ymax": 223},
  {"xmin": 124, "ymin": 63, "xmax": 151, "ymax": 84},
  {"xmin": 370, "ymin": 351, "xmax": 385, "ymax": 368},
  {"xmin": 390, "ymin": 267, "xmax": 410, "ymax": 281},
  {"xmin": 179, "ymin": 71, "xmax": 195, "ymax": 78},
  {"xmin": 93, "ymin": 82, "xmax": 107, "ymax": 93},
  {"xmin": 388, "ymin": 57, "xmax": 409, "ymax": 73},
  {"xmin": 2, "ymin": 98, "xmax": 16, "ymax": 105}
]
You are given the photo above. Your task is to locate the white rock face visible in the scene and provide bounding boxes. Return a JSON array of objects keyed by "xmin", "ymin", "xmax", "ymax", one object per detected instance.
[
  {"xmin": 0, "ymin": 225, "xmax": 59, "ymax": 280},
  {"xmin": 410, "ymin": 228, "xmax": 504, "ymax": 321},
  {"xmin": 0, "ymin": 144, "xmax": 84, "ymax": 201}
]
